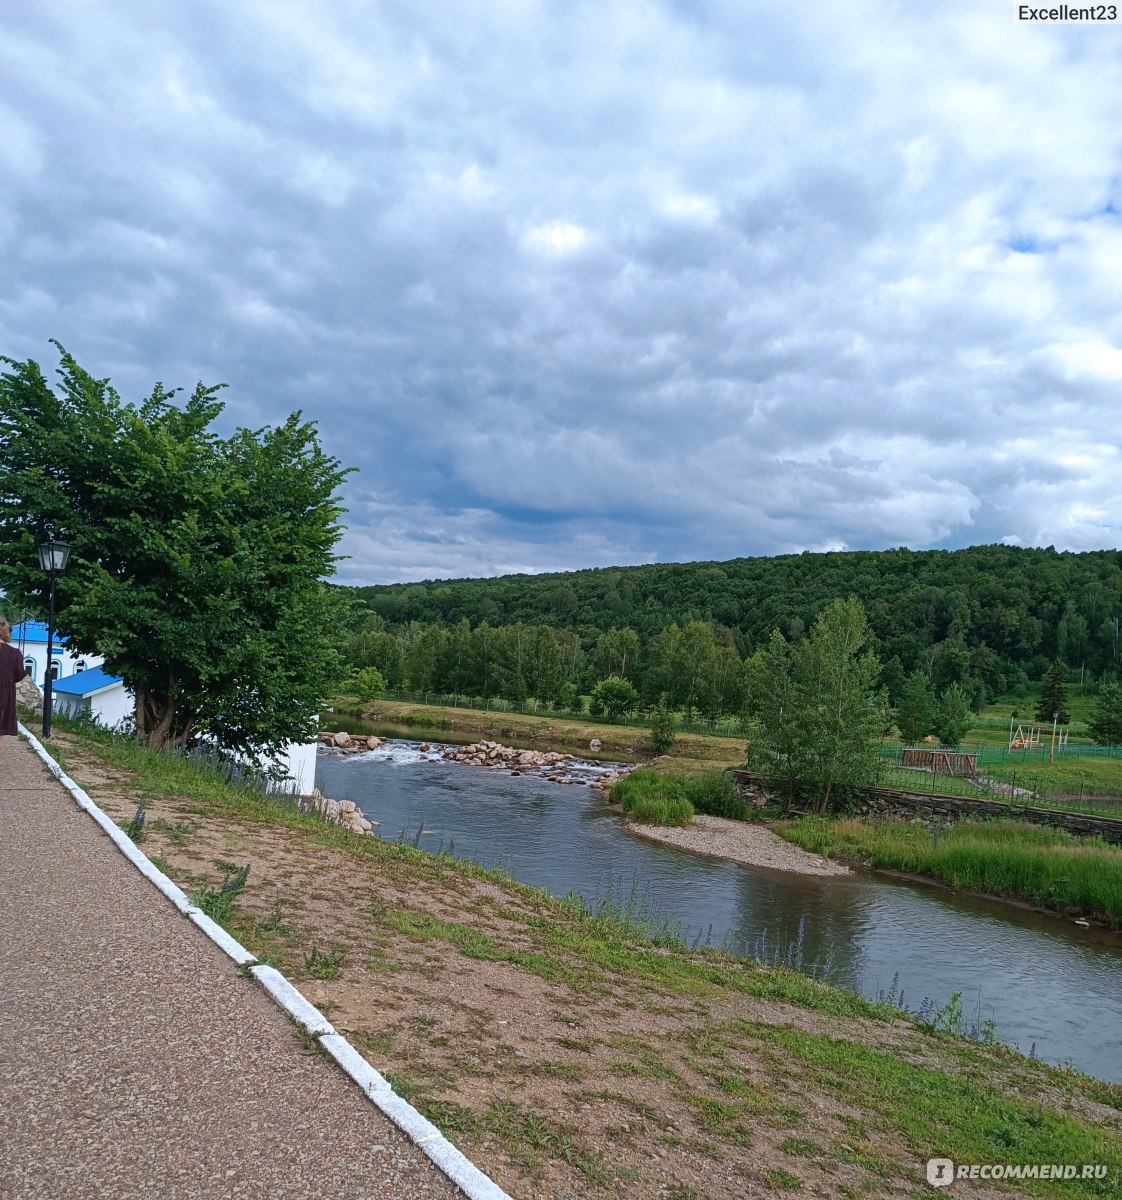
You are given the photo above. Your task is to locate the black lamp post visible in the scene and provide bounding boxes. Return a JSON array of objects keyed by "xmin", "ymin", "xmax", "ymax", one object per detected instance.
[{"xmin": 37, "ymin": 536, "xmax": 71, "ymax": 738}]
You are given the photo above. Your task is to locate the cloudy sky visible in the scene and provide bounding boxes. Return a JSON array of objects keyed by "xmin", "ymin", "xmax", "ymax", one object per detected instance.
[{"xmin": 3, "ymin": 2, "xmax": 1121, "ymax": 583}]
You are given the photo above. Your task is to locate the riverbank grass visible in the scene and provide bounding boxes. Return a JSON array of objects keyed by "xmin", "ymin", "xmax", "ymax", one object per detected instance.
[
  {"xmin": 611, "ymin": 768, "xmax": 754, "ymax": 825},
  {"xmin": 776, "ymin": 816, "xmax": 1122, "ymax": 927}
]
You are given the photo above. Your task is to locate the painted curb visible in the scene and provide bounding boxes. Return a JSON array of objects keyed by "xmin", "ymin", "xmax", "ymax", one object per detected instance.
[
  {"xmin": 250, "ymin": 964, "xmax": 336, "ymax": 1036},
  {"xmin": 18, "ymin": 723, "xmax": 513, "ymax": 1200}
]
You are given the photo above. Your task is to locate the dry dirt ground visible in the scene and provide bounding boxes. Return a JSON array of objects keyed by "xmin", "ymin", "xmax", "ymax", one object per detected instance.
[{"xmin": 51, "ymin": 732, "xmax": 1122, "ymax": 1200}]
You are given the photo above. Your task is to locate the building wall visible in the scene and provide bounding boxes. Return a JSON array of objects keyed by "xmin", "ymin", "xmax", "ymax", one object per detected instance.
[
  {"xmin": 269, "ymin": 740, "xmax": 318, "ymax": 795},
  {"xmin": 18, "ymin": 643, "xmax": 105, "ymax": 687},
  {"xmin": 92, "ymin": 685, "xmax": 133, "ymax": 729},
  {"xmin": 52, "ymin": 683, "xmax": 133, "ymax": 730}
]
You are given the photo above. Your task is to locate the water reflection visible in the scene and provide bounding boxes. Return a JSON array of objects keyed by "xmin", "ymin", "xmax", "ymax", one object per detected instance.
[{"xmin": 316, "ymin": 741, "xmax": 1122, "ymax": 1081}]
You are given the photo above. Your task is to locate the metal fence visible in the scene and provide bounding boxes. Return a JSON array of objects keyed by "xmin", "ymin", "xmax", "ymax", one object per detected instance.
[
  {"xmin": 879, "ymin": 742, "xmax": 1120, "ymax": 766},
  {"xmin": 872, "ymin": 762, "xmax": 1122, "ymax": 820}
]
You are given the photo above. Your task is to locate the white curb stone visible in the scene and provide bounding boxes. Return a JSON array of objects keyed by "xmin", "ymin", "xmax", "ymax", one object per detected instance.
[
  {"xmin": 249, "ymin": 964, "xmax": 336, "ymax": 1036},
  {"xmin": 19, "ymin": 723, "xmax": 514, "ymax": 1200},
  {"xmin": 186, "ymin": 908, "xmax": 258, "ymax": 966},
  {"xmin": 318, "ymin": 1033, "xmax": 393, "ymax": 1094}
]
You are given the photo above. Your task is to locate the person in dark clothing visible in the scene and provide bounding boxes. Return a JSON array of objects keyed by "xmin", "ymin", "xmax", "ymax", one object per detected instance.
[{"xmin": 0, "ymin": 620, "xmax": 28, "ymax": 735}]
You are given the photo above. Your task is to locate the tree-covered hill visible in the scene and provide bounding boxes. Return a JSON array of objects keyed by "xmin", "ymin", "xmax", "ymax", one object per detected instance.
[
  {"xmin": 351, "ymin": 545, "xmax": 1121, "ymax": 689},
  {"xmin": 340, "ymin": 546, "xmax": 1122, "ymax": 721}
]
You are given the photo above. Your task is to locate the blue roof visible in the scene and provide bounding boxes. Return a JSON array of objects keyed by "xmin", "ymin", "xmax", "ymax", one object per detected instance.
[
  {"xmin": 12, "ymin": 620, "xmax": 69, "ymax": 646},
  {"xmin": 52, "ymin": 666, "xmax": 125, "ymax": 696}
]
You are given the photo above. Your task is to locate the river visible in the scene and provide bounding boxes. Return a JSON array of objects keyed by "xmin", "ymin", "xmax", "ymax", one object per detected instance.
[{"xmin": 315, "ymin": 724, "xmax": 1122, "ymax": 1082}]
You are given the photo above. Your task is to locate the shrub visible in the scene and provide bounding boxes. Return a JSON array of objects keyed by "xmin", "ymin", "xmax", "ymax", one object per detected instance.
[
  {"xmin": 354, "ymin": 666, "xmax": 386, "ymax": 703},
  {"xmin": 648, "ymin": 696, "xmax": 678, "ymax": 755},
  {"xmin": 683, "ymin": 771, "xmax": 752, "ymax": 820},
  {"xmin": 589, "ymin": 675, "xmax": 639, "ymax": 720}
]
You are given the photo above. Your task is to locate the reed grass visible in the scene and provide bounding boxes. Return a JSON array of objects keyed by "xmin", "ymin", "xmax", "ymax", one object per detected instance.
[{"xmin": 777, "ymin": 816, "xmax": 1122, "ymax": 927}]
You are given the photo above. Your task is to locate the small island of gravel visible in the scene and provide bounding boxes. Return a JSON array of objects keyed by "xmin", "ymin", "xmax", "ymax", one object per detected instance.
[{"xmin": 626, "ymin": 812, "xmax": 851, "ymax": 876}]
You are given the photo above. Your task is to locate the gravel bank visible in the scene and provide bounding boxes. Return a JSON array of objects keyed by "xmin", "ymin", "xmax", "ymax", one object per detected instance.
[{"xmin": 628, "ymin": 813, "xmax": 850, "ymax": 876}]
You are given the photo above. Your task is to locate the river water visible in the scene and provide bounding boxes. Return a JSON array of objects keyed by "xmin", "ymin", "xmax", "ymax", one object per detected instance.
[{"xmin": 315, "ymin": 725, "xmax": 1122, "ymax": 1081}]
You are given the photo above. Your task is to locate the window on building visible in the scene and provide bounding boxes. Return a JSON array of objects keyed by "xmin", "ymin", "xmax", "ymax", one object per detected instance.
[
  {"xmin": 75, "ymin": 660, "xmax": 86, "ymax": 673},
  {"xmin": 50, "ymin": 659, "xmax": 61, "ymax": 681},
  {"xmin": 24, "ymin": 657, "xmax": 35, "ymax": 682}
]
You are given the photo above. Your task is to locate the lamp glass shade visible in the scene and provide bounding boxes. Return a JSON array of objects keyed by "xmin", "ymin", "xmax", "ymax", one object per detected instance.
[{"xmin": 37, "ymin": 540, "xmax": 71, "ymax": 572}]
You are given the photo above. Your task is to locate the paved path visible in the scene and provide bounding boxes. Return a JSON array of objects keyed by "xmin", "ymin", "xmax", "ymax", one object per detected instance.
[{"xmin": 0, "ymin": 734, "xmax": 466, "ymax": 1200}]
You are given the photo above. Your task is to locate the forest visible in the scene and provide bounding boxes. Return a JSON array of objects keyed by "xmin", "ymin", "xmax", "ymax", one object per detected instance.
[{"xmin": 342, "ymin": 545, "xmax": 1122, "ymax": 719}]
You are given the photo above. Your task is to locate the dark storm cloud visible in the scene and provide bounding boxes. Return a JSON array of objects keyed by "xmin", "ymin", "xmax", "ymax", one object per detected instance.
[{"xmin": 2, "ymin": 1, "xmax": 1121, "ymax": 583}]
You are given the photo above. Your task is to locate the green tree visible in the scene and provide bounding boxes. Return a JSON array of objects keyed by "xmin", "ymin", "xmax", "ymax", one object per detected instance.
[
  {"xmin": 896, "ymin": 670, "xmax": 937, "ymax": 743},
  {"xmin": 0, "ymin": 344, "xmax": 349, "ymax": 754},
  {"xmin": 790, "ymin": 598, "xmax": 886, "ymax": 812},
  {"xmin": 1088, "ymin": 682, "xmax": 1122, "ymax": 747},
  {"xmin": 744, "ymin": 629, "xmax": 798, "ymax": 789},
  {"xmin": 936, "ymin": 682, "xmax": 971, "ymax": 746},
  {"xmin": 525, "ymin": 624, "xmax": 564, "ymax": 705},
  {"xmin": 1035, "ymin": 660, "xmax": 1070, "ymax": 725},
  {"xmin": 403, "ymin": 624, "xmax": 448, "ymax": 692},
  {"xmin": 594, "ymin": 626, "xmax": 641, "ymax": 683},
  {"xmin": 648, "ymin": 694, "xmax": 677, "ymax": 755},
  {"xmin": 931, "ymin": 638, "xmax": 972, "ymax": 692},
  {"xmin": 747, "ymin": 599, "xmax": 884, "ymax": 813},
  {"xmin": 589, "ymin": 675, "xmax": 639, "ymax": 720},
  {"xmin": 353, "ymin": 667, "xmax": 386, "ymax": 703}
]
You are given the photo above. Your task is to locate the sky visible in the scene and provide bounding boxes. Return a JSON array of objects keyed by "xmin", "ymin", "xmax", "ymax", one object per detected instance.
[{"xmin": 3, "ymin": 2, "xmax": 1122, "ymax": 584}]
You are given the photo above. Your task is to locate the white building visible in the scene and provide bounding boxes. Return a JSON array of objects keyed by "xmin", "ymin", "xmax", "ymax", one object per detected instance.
[
  {"xmin": 52, "ymin": 667, "xmax": 133, "ymax": 728},
  {"xmin": 12, "ymin": 620, "xmax": 104, "ymax": 688}
]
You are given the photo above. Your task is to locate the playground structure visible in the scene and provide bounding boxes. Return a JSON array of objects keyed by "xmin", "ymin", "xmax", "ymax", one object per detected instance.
[{"xmin": 1010, "ymin": 723, "xmax": 1069, "ymax": 752}]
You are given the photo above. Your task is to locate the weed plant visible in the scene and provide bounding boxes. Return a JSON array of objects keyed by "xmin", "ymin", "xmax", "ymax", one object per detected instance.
[
  {"xmin": 190, "ymin": 863, "xmax": 250, "ymax": 926},
  {"xmin": 303, "ymin": 946, "xmax": 346, "ymax": 979},
  {"xmin": 121, "ymin": 801, "xmax": 147, "ymax": 842}
]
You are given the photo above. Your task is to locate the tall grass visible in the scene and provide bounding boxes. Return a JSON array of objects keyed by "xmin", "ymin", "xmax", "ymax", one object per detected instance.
[
  {"xmin": 611, "ymin": 768, "xmax": 755, "ymax": 826},
  {"xmin": 777, "ymin": 816, "xmax": 1122, "ymax": 927},
  {"xmin": 611, "ymin": 769, "xmax": 694, "ymax": 825}
]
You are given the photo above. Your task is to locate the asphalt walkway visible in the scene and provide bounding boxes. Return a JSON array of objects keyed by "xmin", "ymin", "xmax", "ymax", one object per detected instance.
[{"xmin": 0, "ymin": 733, "xmax": 467, "ymax": 1200}]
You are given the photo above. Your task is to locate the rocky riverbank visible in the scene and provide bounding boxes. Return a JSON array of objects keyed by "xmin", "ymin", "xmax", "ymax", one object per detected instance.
[
  {"xmin": 298, "ymin": 788, "xmax": 377, "ymax": 837},
  {"xmin": 318, "ymin": 732, "xmax": 635, "ymax": 790}
]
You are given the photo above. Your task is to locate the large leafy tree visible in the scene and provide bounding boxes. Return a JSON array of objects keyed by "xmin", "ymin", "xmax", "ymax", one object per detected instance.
[
  {"xmin": 0, "ymin": 344, "xmax": 350, "ymax": 755},
  {"xmin": 589, "ymin": 674, "xmax": 639, "ymax": 720}
]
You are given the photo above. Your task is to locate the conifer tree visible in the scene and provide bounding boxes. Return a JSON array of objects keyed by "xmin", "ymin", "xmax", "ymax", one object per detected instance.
[{"xmin": 1035, "ymin": 660, "xmax": 1070, "ymax": 725}]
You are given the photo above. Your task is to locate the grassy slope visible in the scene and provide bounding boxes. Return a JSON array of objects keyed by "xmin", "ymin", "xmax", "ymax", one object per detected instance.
[{"xmin": 45, "ymin": 719, "xmax": 1122, "ymax": 1199}]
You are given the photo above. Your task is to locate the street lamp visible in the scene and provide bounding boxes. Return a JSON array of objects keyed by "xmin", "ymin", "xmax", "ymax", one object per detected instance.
[{"xmin": 37, "ymin": 536, "xmax": 71, "ymax": 738}]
